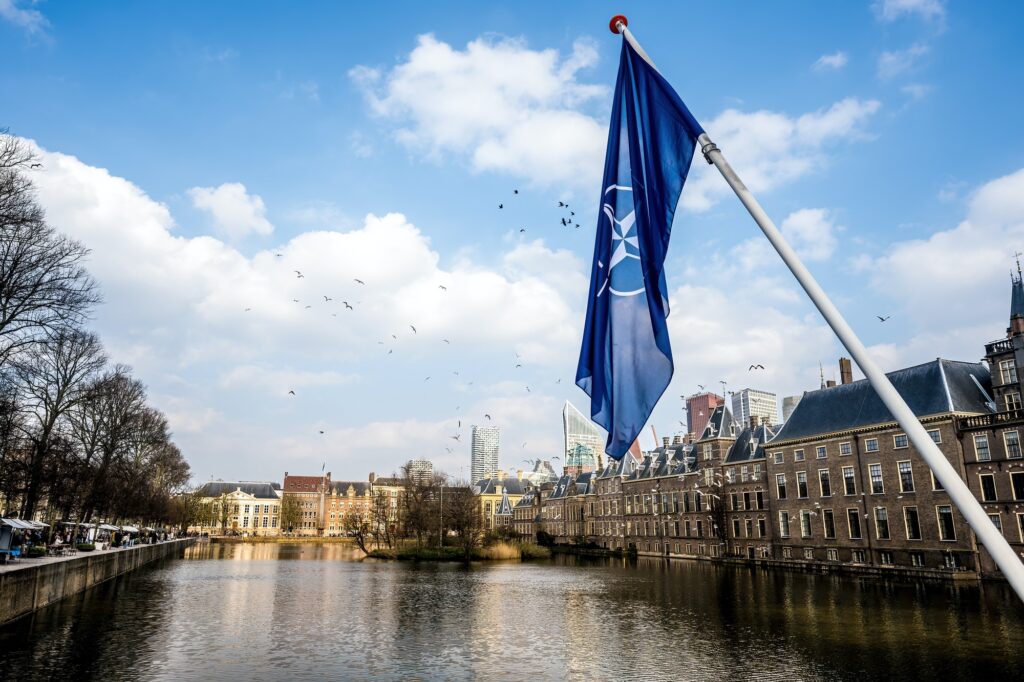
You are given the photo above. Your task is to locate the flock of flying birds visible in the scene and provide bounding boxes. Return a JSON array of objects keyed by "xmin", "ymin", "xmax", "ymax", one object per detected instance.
[
  {"xmin": 247, "ymin": 186, "xmax": 895, "ymax": 463},
  {"xmin": 249, "ymin": 188, "xmax": 582, "ymax": 459}
]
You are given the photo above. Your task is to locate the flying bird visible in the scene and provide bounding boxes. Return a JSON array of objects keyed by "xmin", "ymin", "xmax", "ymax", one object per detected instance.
[
  {"xmin": 556, "ymin": 378, "xmax": 561, "ymax": 384},
  {"xmin": 409, "ymin": 325, "xmax": 417, "ymax": 334},
  {"xmin": 324, "ymin": 296, "xmax": 332, "ymax": 302},
  {"xmin": 292, "ymin": 299, "xmax": 300, "ymax": 303},
  {"xmin": 519, "ymin": 228, "xmax": 526, "ymax": 233},
  {"xmin": 319, "ymin": 430, "xmax": 325, "ymax": 435},
  {"xmin": 484, "ymin": 414, "xmax": 492, "ymax": 420},
  {"xmin": 521, "ymin": 442, "xmax": 528, "ymax": 448},
  {"xmin": 387, "ymin": 349, "xmax": 393, "ymax": 355},
  {"xmin": 697, "ymin": 384, "xmax": 705, "ymax": 391},
  {"xmin": 391, "ymin": 334, "xmax": 397, "ymax": 340},
  {"xmin": 525, "ymin": 386, "xmax": 531, "ymax": 392},
  {"xmin": 515, "ymin": 363, "xmax": 522, "ymax": 369},
  {"xmin": 445, "ymin": 447, "xmax": 452, "ymax": 454},
  {"xmin": 443, "ymin": 339, "xmax": 450, "ymax": 344},
  {"xmin": 288, "ymin": 390, "xmax": 295, "ymax": 395},
  {"xmin": 558, "ymin": 201, "xmax": 566, "ymax": 207},
  {"xmin": 354, "ymin": 278, "xmax": 365, "ymax": 285},
  {"xmin": 438, "ymin": 285, "xmax": 447, "ymax": 291},
  {"xmin": 244, "ymin": 308, "xmax": 251, "ymax": 312},
  {"xmin": 877, "ymin": 315, "xmax": 890, "ymax": 322},
  {"xmin": 343, "ymin": 301, "xmax": 353, "ymax": 310},
  {"xmin": 561, "ymin": 218, "xmax": 568, "ymax": 227},
  {"xmin": 424, "ymin": 376, "xmax": 430, "ymax": 381},
  {"xmin": 451, "ymin": 434, "xmax": 461, "ymax": 442},
  {"xmin": 498, "ymin": 203, "xmax": 503, "ymax": 209},
  {"xmin": 513, "ymin": 189, "xmax": 519, "ymax": 194},
  {"xmin": 748, "ymin": 364, "xmax": 764, "ymax": 371},
  {"xmin": 30, "ymin": 163, "xmax": 43, "ymax": 168},
  {"xmin": 304, "ymin": 305, "xmax": 311, "ymax": 309}
]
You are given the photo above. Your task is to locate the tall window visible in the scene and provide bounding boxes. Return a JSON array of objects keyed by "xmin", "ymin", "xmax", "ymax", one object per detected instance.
[
  {"xmin": 819, "ymin": 470, "xmax": 832, "ymax": 497},
  {"xmin": 1012, "ymin": 472, "xmax": 1024, "ymax": 501},
  {"xmin": 1018, "ymin": 514, "xmax": 1024, "ymax": 543},
  {"xmin": 1006, "ymin": 431, "xmax": 1022, "ymax": 459},
  {"xmin": 1007, "ymin": 393, "xmax": 1023, "ymax": 412},
  {"xmin": 898, "ymin": 461, "xmax": 915, "ymax": 493},
  {"xmin": 842, "ymin": 466, "xmax": 856, "ymax": 495},
  {"xmin": 847, "ymin": 509, "xmax": 862, "ymax": 539},
  {"xmin": 822, "ymin": 509, "xmax": 835, "ymax": 539},
  {"xmin": 776, "ymin": 473, "xmax": 787, "ymax": 500},
  {"xmin": 894, "ymin": 434, "xmax": 909, "ymax": 449},
  {"xmin": 797, "ymin": 472, "xmax": 808, "ymax": 498},
  {"xmin": 974, "ymin": 434, "xmax": 991, "ymax": 462},
  {"xmin": 1000, "ymin": 359, "xmax": 1018, "ymax": 385},
  {"xmin": 989, "ymin": 513, "xmax": 1002, "ymax": 534},
  {"xmin": 779, "ymin": 511, "xmax": 790, "ymax": 538},
  {"xmin": 874, "ymin": 507, "xmax": 890, "ymax": 539},
  {"xmin": 794, "ymin": 449, "xmax": 805, "ymax": 462},
  {"xmin": 936, "ymin": 505, "xmax": 956, "ymax": 541},
  {"xmin": 869, "ymin": 464, "xmax": 884, "ymax": 494},
  {"xmin": 865, "ymin": 438, "xmax": 879, "ymax": 453},
  {"xmin": 800, "ymin": 510, "xmax": 812, "ymax": 538},
  {"xmin": 980, "ymin": 474, "xmax": 997, "ymax": 502},
  {"xmin": 756, "ymin": 491, "xmax": 764, "ymax": 510}
]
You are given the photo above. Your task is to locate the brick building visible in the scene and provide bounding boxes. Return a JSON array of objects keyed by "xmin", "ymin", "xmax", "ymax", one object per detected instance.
[{"xmin": 686, "ymin": 392, "xmax": 725, "ymax": 441}]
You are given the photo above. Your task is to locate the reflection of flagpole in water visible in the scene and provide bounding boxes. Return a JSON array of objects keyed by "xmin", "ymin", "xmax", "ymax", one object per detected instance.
[{"xmin": 611, "ymin": 13, "xmax": 1024, "ymax": 604}]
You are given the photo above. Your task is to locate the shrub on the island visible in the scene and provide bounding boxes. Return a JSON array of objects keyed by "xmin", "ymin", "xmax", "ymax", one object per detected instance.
[
  {"xmin": 535, "ymin": 530, "xmax": 555, "ymax": 547},
  {"xmin": 478, "ymin": 541, "xmax": 519, "ymax": 560},
  {"xmin": 76, "ymin": 543, "xmax": 96, "ymax": 552},
  {"xmin": 27, "ymin": 546, "xmax": 46, "ymax": 557},
  {"xmin": 518, "ymin": 543, "xmax": 551, "ymax": 560}
]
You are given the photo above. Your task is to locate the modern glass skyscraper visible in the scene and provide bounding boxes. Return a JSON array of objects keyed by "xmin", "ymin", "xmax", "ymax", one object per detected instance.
[
  {"xmin": 563, "ymin": 401, "xmax": 605, "ymax": 476},
  {"xmin": 470, "ymin": 426, "xmax": 500, "ymax": 482}
]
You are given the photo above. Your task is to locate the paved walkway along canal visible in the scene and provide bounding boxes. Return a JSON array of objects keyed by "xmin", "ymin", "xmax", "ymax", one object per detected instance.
[{"xmin": 1, "ymin": 541, "xmax": 1022, "ymax": 680}]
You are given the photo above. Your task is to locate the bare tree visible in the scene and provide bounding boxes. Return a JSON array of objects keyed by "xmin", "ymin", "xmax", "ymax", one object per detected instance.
[
  {"xmin": 445, "ymin": 484, "xmax": 484, "ymax": 560},
  {"xmin": 11, "ymin": 328, "xmax": 106, "ymax": 517},
  {"xmin": 0, "ymin": 133, "xmax": 100, "ymax": 365}
]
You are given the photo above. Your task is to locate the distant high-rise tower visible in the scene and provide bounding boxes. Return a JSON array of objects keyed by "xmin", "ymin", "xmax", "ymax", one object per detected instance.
[
  {"xmin": 563, "ymin": 401, "xmax": 605, "ymax": 476},
  {"xmin": 686, "ymin": 392, "xmax": 724, "ymax": 438},
  {"xmin": 470, "ymin": 426, "xmax": 500, "ymax": 482},
  {"xmin": 782, "ymin": 395, "xmax": 803, "ymax": 422},
  {"xmin": 730, "ymin": 388, "xmax": 779, "ymax": 426},
  {"xmin": 406, "ymin": 458, "xmax": 434, "ymax": 483}
]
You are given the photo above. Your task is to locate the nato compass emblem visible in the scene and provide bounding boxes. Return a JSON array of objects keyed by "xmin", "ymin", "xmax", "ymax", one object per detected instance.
[{"xmin": 597, "ymin": 184, "xmax": 644, "ymax": 297}]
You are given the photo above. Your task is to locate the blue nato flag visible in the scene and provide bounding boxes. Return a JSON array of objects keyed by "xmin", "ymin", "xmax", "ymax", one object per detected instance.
[{"xmin": 576, "ymin": 38, "xmax": 704, "ymax": 460}]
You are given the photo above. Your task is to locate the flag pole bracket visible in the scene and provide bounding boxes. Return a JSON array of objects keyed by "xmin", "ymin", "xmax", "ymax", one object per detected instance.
[
  {"xmin": 700, "ymin": 140, "xmax": 720, "ymax": 165},
  {"xmin": 609, "ymin": 15, "xmax": 628, "ymax": 34}
]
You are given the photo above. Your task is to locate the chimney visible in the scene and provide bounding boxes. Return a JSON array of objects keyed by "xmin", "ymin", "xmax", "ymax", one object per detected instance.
[
  {"xmin": 749, "ymin": 415, "xmax": 760, "ymax": 429},
  {"xmin": 368, "ymin": 472, "xmax": 376, "ymax": 484},
  {"xmin": 672, "ymin": 435, "xmax": 682, "ymax": 445},
  {"xmin": 826, "ymin": 379, "xmax": 837, "ymax": 388},
  {"xmin": 839, "ymin": 357, "xmax": 853, "ymax": 385},
  {"xmin": 1012, "ymin": 317, "xmax": 1024, "ymax": 338},
  {"xmin": 662, "ymin": 436, "xmax": 670, "ymax": 448},
  {"xmin": 516, "ymin": 469, "xmax": 523, "ymax": 480}
]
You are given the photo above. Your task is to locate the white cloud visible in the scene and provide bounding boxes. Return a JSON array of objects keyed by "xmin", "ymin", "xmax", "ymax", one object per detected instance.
[
  {"xmin": 873, "ymin": 0, "xmax": 946, "ymax": 24},
  {"xmin": 682, "ymin": 98, "xmax": 881, "ymax": 211},
  {"xmin": 187, "ymin": 182, "xmax": 275, "ymax": 239},
  {"xmin": 864, "ymin": 167, "xmax": 1024, "ymax": 364},
  {"xmin": 0, "ymin": 0, "xmax": 48, "ymax": 35},
  {"xmin": 813, "ymin": 51, "xmax": 849, "ymax": 71},
  {"xmin": 24, "ymin": 139, "xmax": 588, "ymax": 478},
  {"xmin": 350, "ymin": 34, "xmax": 607, "ymax": 190},
  {"xmin": 877, "ymin": 43, "xmax": 929, "ymax": 79},
  {"xmin": 780, "ymin": 208, "xmax": 840, "ymax": 261},
  {"xmin": 900, "ymin": 83, "xmax": 932, "ymax": 100}
]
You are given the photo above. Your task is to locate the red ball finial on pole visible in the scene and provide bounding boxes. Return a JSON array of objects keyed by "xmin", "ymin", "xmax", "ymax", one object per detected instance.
[{"xmin": 609, "ymin": 15, "xmax": 628, "ymax": 34}]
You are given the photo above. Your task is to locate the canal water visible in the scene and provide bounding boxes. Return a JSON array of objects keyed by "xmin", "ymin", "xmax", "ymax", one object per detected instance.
[{"xmin": 2, "ymin": 542, "xmax": 1022, "ymax": 681}]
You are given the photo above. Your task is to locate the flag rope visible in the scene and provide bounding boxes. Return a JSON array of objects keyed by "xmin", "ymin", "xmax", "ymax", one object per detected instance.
[{"xmin": 611, "ymin": 15, "xmax": 1024, "ymax": 603}]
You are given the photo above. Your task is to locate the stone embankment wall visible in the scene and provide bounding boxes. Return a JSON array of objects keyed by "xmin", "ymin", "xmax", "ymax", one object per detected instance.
[{"xmin": 0, "ymin": 538, "xmax": 194, "ymax": 626}]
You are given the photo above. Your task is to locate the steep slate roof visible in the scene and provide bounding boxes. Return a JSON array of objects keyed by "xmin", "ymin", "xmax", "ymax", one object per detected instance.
[
  {"xmin": 771, "ymin": 359, "xmax": 992, "ymax": 443},
  {"xmin": 1012, "ymin": 273, "xmax": 1024, "ymax": 319},
  {"xmin": 699, "ymin": 405, "xmax": 739, "ymax": 440},
  {"xmin": 198, "ymin": 482, "xmax": 280, "ymax": 499},
  {"xmin": 514, "ymin": 489, "xmax": 538, "ymax": 508},
  {"xmin": 330, "ymin": 481, "xmax": 370, "ymax": 496},
  {"xmin": 548, "ymin": 475, "xmax": 575, "ymax": 499},
  {"xmin": 573, "ymin": 472, "xmax": 595, "ymax": 495},
  {"xmin": 473, "ymin": 477, "xmax": 526, "ymax": 495},
  {"xmin": 724, "ymin": 423, "xmax": 779, "ymax": 464},
  {"xmin": 495, "ymin": 491, "xmax": 514, "ymax": 516}
]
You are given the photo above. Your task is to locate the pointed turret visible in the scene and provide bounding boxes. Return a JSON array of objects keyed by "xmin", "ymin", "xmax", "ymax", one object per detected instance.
[{"xmin": 1010, "ymin": 256, "xmax": 1024, "ymax": 337}]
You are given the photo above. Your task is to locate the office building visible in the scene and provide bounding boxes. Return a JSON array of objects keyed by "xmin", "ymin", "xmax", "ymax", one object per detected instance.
[
  {"xmin": 406, "ymin": 458, "xmax": 434, "ymax": 483},
  {"xmin": 471, "ymin": 425, "xmax": 500, "ymax": 483},
  {"xmin": 563, "ymin": 400, "xmax": 606, "ymax": 476},
  {"xmin": 731, "ymin": 388, "xmax": 779, "ymax": 426},
  {"xmin": 686, "ymin": 392, "xmax": 724, "ymax": 438}
]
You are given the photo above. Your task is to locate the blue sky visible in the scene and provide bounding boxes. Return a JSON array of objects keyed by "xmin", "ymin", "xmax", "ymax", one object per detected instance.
[{"xmin": 3, "ymin": 0, "xmax": 1023, "ymax": 482}]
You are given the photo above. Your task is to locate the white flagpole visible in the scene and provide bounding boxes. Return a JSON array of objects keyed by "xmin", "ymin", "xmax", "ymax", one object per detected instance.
[{"xmin": 610, "ymin": 15, "xmax": 1024, "ymax": 602}]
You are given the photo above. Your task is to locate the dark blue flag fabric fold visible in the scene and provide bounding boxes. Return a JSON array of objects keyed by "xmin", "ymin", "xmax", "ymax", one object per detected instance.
[{"xmin": 576, "ymin": 38, "xmax": 704, "ymax": 460}]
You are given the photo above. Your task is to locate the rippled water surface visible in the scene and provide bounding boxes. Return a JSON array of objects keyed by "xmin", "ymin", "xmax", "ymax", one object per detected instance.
[{"xmin": 3, "ymin": 542, "xmax": 1023, "ymax": 681}]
